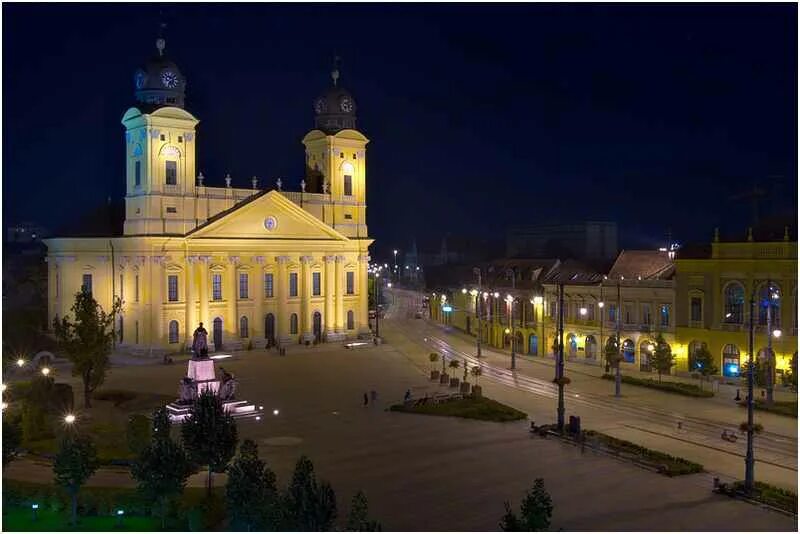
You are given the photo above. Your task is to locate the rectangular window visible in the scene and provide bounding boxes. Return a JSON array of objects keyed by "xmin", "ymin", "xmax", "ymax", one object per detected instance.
[
  {"xmin": 55, "ymin": 273, "xmax": 59, "ymax": 298},
  {"xmin": 346, "ymin": 271, "xmax": 355, "ymax": 295},
  {"xmin": 239, "ymin": 273, "xmax": 249, "ymax": 299},
  {"xmin": 134, "ymin": 161, "xmax": 141, "ymax": 186},
  {"xmin": 549, "ymin": 301, "xmax": 556, "ymax": 318},
  {"xmin": 135, "ymin": 275, "xmax": 140, "ymax": 302},
  {"xmin": 120, "ymin": 274, "xmax": 124, "ymax": 301},
  {"xmin": 344, "ymin": 175, "xmax": 353, "ymax": 196},
  {"xmin": 82, "ymin": 274, "xmax": 92, "ymax": 295},
  {"xmin": 168, "ymin": 275, "xmax": 179, "ymax": 302},
  {"xmin": 344, "ymin": 213, "xmax": 352, "ymax": 220},
  {"xmin": 690, "ymin": 297, "xmax": 702, "ymax": 322},
  {"xmin": 660, "ymin": 304, "xmax": 670, "ymax": 327},
  {"xmin": 312, "ymin": 272, "xmax": 321, "ymax": 296},
  {"xmin": 624, "ymin": 304, "xmax": 633, "ymax": 324},
  {"xmin": 166, "ymin": 206, "xmax": 177, "ymax": 213},
  {"xmin": 178, "ymin": 136, "xmax": 183, "ymax": 143},
  {"xmin": 165, "ymin": 160, "xmax": 177, "ymax": 185},
  {"xmin": 642, "ymin": 304, "xmax": 651, "ymax": 325},
  {"xmin": 264, "ymin": 273, "xmax": 274, "ymax": 298},
  {"xmin": 608, "ymin": 304, "xmax": 617, "ymax": 323},
  {"xmin": 289, "ymin": 272, "xmax": 298, "ymax": 297},
  {"xmin": 212, "ymin": 274, "xmax": 223, "ymax": 301},
  {"xmin": 135, "ymin": 321, "xmax": 139, "ymax": 344}
]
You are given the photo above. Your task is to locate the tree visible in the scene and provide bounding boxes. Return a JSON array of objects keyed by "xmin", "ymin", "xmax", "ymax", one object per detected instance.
[
  {"xmin": 346, "ymin": 491, "xmax": 381, "ymax": 531},
  {"xmin": 448, "ymin": 359, "xmax": 460, "ymax": 378},
  {"xmin": 152, "ymin": 405, "xmax": 172, "ymax": 442},
  {"xmin": 741, "ymin": 359, "xmax": 767, "ymax": 388},
  {"xmin": 52, "ymin": 290, "xmax": 121, "ymax": 408},
  {"xmin": 429, "ymin": 353, "xmax": 439, "ymax": 373},
  {"xmin": 603, "ymin": 335, "xmax": 622, "ymax": 371},
  {"xmin": 3, "ymin": 416, "xmax": 22, "ymax": 467},
  {"xmin": 53, "ymin": 434, "xmax": 99, "ymax": 526},
  {"xmin": 126, "ymin": 414, "xmax": 151, "ymax": 455},
  {"xmin": 692, "ymin": 345, "xmax": 718, "ymax": 390},
  {"xmin": 471, "ymin": 365, "xmax": 482, "ymax": 387},
  {"xmin": 131, "ymin": 412, "xmax": 192, "ymax": 529},
  {"xmin": 788, "ymin": 353, "xmax": 798, "ymax": 391},
  {"xmin": 181, "ymin": 389, "xmax": 238, "ymax": 495},
  {"xmin": 500, "ymin": 479, "xmax": 553, "ymax": 531},
  {"xmin": 285, "ymin": 455, "xmax": 337, "ymax": 531},
  {"xmin": 650, "ymin": 333, "xmax": 675, "ymax": 383},
  {"xmin": 226, "ymin": 439, "xmax": 279, "ymax": 531}
]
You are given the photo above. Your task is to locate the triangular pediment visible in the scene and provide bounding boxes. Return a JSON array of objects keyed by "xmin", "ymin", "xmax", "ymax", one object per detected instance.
[{"xmin": 187, "ymin": 190, "xmax": 349, "ymax": 241}]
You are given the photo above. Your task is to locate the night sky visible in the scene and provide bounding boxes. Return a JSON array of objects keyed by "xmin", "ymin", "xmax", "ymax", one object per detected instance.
[{"xmin": 3, "ymin": 3, "xmax": 797, "ymax": 256}]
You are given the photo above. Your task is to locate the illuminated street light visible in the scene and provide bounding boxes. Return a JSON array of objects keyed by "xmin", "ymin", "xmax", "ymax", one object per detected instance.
[
  {"xmin": 273, "ymin": 409, "xmax": 280, "ymax": 415},
  {"xmin": 533, "ymin": 296, "xmax": 543, "ymax": 306},
  {"xmin": 647, "ymin": 344, "xmax": 655, "ymax": 352},
  {"xmin": 773, "ymin": 329, "xmax": 782, "ymax": 338},
  {"xmin": 16, "ymin": 358, "xmax": 25, "ymax": 367},
  {"xmin": 64, "ymin": 414, "xmax": 76, "ymax": 424},
  {"xmin": 470, "ymin": 289, "xmax": 478, "ymax": 297},
  {"xmin": 387, "ymin": 283, "xmax": 392, "ymax": 288},
  {"xmin": 493, "ymin": 292, "xmax": 499, "ymax": 298},
  {"xmin": 579, "ymin": 307, "xmax": 587, "ymax": 316},
  {"xmin": 462, "ymin": 288, "xmax": 467, "ymax": 294},
  {"xmin": 504, "ymin": 328, "xmax": 510, "ymax": 334},
  {"xmin": 41, "ymin": 367, "xmax": 51, "ymax": 377},
  {"xmin": 598, "ymin": 301, "xmax": 605, "ymax": 308}
]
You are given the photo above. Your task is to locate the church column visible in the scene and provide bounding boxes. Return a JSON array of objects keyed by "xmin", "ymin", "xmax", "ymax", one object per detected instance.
[
  {"xmin": 150, "ymin": 256, "xmax": 165, "ymax": 348},
  {"xmin": 335, "ymin": 255, "xmax": 345, "ymax": 334},
  {"xmin": 324, "ymin": 256, "xmax": 336, "ymax": 340},
  {"xmin": 227, "ymin": 256, "xmax": 239, "ymax": 339},
  {"xmin": 253, "ymin": 256, "xmax": 265, "ymax": 343},
  {"xmin": 198, "ymin": 256, "xmax": 210, "ymax": 334},
  {"xmin": 300, "ymin": 256, "xmax": 314, "ymax": 342},
  {"xmin": 275, "ymin": 255, "xmax": 290, "ymax": 343},
  {"xmin": 358, "ymin": 254, "xmax": 370, "ymax": 333},
  {"xmin": 184, "ymin": 257, "xmax": 197, "ymax": 348}
]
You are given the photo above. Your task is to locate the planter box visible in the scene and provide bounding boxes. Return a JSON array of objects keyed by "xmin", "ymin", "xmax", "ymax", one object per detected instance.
[
  {"xmin": 459, "ymin": 382, "xmax": 471, "ymax": 394},
  {"xmin": 449, "ymin": 378, "xmax": 460, "ymax": 388},
  {"xmin": 440, "ymin": 373, "xmax": 450, "ymax": 384},
  {"xmin": 472, "ymin": 385, "xmax": 483, "ymax": 397},
  {"xmin": 430, "ymin": 370, "xmax": 440, "ymax": 380}
]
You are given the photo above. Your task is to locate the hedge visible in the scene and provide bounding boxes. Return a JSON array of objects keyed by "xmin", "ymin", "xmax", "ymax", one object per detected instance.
[
  {"xmin": 720, "ymin": 481, "xmax": 798, "ymax": 514},
  {"xmin": 583, "ymin": 430, "xmax": 704, "ymax": 476},
  {"xmin": 740, "ymin": 400, "xmax": 798, "ymax": 419},
  {"xmin": 601, "ymin": 373, "xmax": 714, "ymax": 398}
]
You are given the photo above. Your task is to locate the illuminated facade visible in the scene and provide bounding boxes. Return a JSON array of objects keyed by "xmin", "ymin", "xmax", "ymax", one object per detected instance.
[{"xmin": 44, "ymin": 39, "xmax": 372, "ymax": 353}]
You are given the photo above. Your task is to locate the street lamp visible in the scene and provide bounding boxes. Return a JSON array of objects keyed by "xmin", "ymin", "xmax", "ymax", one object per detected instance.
[
  {"xmin": 505, "ymin": 294, "xmax": 516, "ymax": 370},
  {"xmin": 373, "ymin": 272, "xmax": 381, "ymax": 339},
  {"xmin": 393, "ymin": 250, "xmax": 398, "ymax": 280},
  {"xmin": 16, "ymin": 358, "xmax": 25, "ymax": 368},
  {"xmin": 41, "ymin": 367, "xmax": 51, "ymax": 377},
  {"xmin": 772, "ymin": 329, "xmax": 782, "ymax": 338}
]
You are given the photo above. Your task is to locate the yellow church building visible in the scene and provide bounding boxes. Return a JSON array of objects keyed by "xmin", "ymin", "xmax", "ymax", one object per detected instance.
[{"xmin": 45, "ymin": 38, "xmax": 373, "ymax": 353}]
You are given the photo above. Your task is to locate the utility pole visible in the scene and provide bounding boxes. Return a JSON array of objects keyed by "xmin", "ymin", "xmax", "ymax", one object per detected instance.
[
  {"xmin": 374, "ymin": 273, "xmax": 380, "ymax": 339},
  {"xmin": 557, "ymin": 282, "xmax": 565, "ymax": 430},
  {"xmin": 745, "ymin": 295, "xmax": 756, "ymax": 494},
  {"xmin": 508, "ymin": 268, "xmax": 516, "ymax": 370},
  {"xmin": 474, "ymin": 267, "xmax": 482, "ymax": 358},
  {"xmin": 765, "ymin": 279, "xmax": 774, "ymax": 405},
  {"xmin": 615, "ymin": 279, "xmax": 622, "ymax": 397}
]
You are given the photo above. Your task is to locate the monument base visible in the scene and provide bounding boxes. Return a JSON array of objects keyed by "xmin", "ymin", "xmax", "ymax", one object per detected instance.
[{"xmin": 325, "ymin": 331, "xmax": 346, "ymax": 342}]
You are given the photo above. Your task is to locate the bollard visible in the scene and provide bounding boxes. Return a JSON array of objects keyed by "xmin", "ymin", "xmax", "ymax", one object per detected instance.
[
  {"xmin": 713, "ymin": 477, "xmax": 720, "ymax": 490},
  {"xmin": 734, "ymin": 389, "xmax": 741, "ymax": 401}
]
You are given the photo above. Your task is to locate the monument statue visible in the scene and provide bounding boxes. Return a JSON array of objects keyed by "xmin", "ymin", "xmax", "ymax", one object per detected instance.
[{"xmin": 192, "ymin": 322, "xmax": 209, "ymax": 359}]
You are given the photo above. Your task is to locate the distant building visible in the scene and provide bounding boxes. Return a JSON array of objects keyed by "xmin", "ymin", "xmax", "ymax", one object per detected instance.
[
  {"xmin": 506, "ymin": 222, "xmax": 618, "ymax": 261},
  {"xmin": 6, "ymin": 222, "xmax": 49, "ymax": 244}
]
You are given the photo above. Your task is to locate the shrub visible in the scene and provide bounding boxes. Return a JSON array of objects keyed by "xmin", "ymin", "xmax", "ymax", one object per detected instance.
[
  {"xmin": 583, "ymin": 430, "xmax": 703, "ymax": 476},
  {"xmin": 22, "ymin": 403, "xmax": 51, "ymax": 443},
  {"xmin": 52, "ymin": 383, "xmax": 74, "ymax": 412},
  {"xmin": 601, "ymin": 373, "xmax": 714, "ymax": 398},
  {"xmin": 93, "ymin": 389, "xmax": 137, "ymax": 407}
]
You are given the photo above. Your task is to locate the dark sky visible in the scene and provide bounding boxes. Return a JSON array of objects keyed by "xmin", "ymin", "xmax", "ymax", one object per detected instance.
[{"xmin": 3, "ymin": 3, "xmax": 797, "ymax": 256}]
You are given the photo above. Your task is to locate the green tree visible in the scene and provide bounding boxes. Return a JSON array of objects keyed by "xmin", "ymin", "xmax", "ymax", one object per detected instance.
[
  {"xmin": 285, "ymin": 455, "xmax": 337, "ymax": 531},
  {"xmin": 788, "ymin": 352, "xmax": 798, "ymax": 391},
  {"xmin": 604, "ymin": 335, "xmax": 622, "ymax": 370},
  {"xmin": 500, "ymin": 478, "xmax": 553, "ymax": 531},
  {"xmin": 692, "ymin": 345, "xmax": 718, "ymax": 390},
  {"xmin": 226, "ymin": 439, "xmax": 279, "ymax": 531},
  {"xmin": 52, "ymin": 290, "xmax": 121, "ymax": 408},
  {"xmin": 3, "ymin": 416, "xmax": 22, "ymax": 466},
  {"xmin": 346, "ymin": 491, "xmax": 381, "ymax": 531},
  {"xmin": 152, "ymin": 405, "xmax": 172, "ymax": 442},
  {"xmin": 471, "ymin": 365, "xmax": 482, "ymax": 387},
  {"xmin": 741, "ymin": 359, "xmax": 767, "ymax": 388},
  {"xmin": 650, "ymin": 333, "xmax": 675, "ymax": 383},
  {"xmin": 181, "ymin": 389, "xmax": 238, "ymax": 495},
  {"xmin": 53, "ymin": 434, "xmax": 99, "ymax": 526},
  {"xmin": 429, "ymin": 353, "xmax": 439, "ymax": 374},
  {"xmin": 130, "ymin": 416, "xmax": 192, "ymax": 529}
]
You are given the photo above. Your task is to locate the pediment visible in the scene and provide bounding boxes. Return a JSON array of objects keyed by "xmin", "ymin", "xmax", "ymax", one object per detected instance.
[{"xmin": 187, "ymin": 190, "xmax": 349, "ymax": 241}]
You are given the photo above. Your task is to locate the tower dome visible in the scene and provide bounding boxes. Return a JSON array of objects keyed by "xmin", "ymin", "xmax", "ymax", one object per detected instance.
[
  {"xmin": 134, "ymin": 36, "xmax": 186, "ymax": 109},
  {"xmin": 313, "ymin": 60, "xmax": 357, "ymax": 134}
]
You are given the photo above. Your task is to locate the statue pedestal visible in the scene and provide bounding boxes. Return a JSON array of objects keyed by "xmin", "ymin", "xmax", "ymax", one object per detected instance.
[{"xmin": 188, "ymin": 358, "xmax": 215, "ymax": 381}]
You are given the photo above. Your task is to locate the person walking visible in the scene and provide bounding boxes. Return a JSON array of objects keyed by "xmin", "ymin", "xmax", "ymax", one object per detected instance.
[
  {"xmin": 404, "ymin": 389, "xmax": 412, "ymax": 403},
  {"xmin": 370, "ymin": 390, "xmax": 378, "ymax": 405},
  {"xmin": 363, "ymin": 392, "xmax": 369, "ymax": 407}
]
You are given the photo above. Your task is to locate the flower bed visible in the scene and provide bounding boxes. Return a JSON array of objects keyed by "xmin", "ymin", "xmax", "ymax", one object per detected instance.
[
  {"xmin": 601, "ymin": 374, "xmax": 714, "ymax": 398},
  {"xmin": 389, "ymin": 396, "xmax": 527, "ymax": 422},
  {"xmin": 583, "ymin": 430, "xmax": 704, "ymax": 476},
  {"xmin": 717, "ymin": 480, "xmax": 798, "ymax": 515}
]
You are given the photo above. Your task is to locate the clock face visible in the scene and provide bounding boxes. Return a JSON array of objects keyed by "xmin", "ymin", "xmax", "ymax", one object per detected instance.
[
  {"xmin": 264, "ymin": 216, "xmax": 278, "ymax": 231},
  {"xmin": 161, "ymin": 70, "xmax": 179, "ymax": 89},
  {"xmin": 314, "ymin": 98, "xmax": 327, "ymax": 114},
  {"xmin": 340, "ymin": 96, "xmax": 353, "ymax": 113},
  {"xmin": 134, "ymin": 71, "xmax": 146, "ymax": 89}
]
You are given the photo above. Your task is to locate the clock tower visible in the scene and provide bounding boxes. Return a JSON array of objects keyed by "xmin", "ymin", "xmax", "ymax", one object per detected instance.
[{"xmin": 122, "ymin": 37, "xmax": 199, "ymax": 236}]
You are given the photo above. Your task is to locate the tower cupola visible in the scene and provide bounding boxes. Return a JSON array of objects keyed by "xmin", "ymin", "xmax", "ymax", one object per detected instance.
[
  {"xmin": 313, "ymin": 58, "xmax": 357, "ymax": 134},
  {"xmin": 134, "ymin": 35, "xmax": 186, "ymax": 109}
]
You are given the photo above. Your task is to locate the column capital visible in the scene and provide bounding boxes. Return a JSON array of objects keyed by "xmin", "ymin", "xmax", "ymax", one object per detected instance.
[
  {"xmin": 358, "ymin": 254, "xmax": 370, "ymax": 263},
  {"xmin": 228, "ymin": 255, "xmax": 241, "ymax": 265},
  {"xmin": 54, "ymin": 256, "xmax": 77, "ymax": 265},
  {"xmin": 300, "ymin": 255, "xmax": 314, "ymax": 264},
  {"xmin": 323, "ymin": 255, "xmax": 337, "ymax": 263},
  {"xmin": 335, "ymin": 255, "xmax": 347, "ymax": 263},
  {"xmin": 96, "ymin": 255, "xmax": 110, "ymax": 263},
  {"xmin": 198, "ymin": 255, "xmax": 212, "ymax": 264},
  {"xmin": 186, "ymin": 255, "xmax": 201, "ymax": 264},
  {"xmin": 151, "ymin": 255, "xmax": 169, "ymax": 265},
  {"xmin": 253, "ymin": 255, "xmax": 266, "ymax": 264},
  {"xmin": 275, "ymin": 255, "xmax": 291, "ymax": 264}
]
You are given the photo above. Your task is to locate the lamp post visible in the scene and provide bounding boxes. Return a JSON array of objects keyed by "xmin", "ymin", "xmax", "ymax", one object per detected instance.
[
  {"xmin": 393, "ymin": 250, "xmax": 398, "ymax": 281},
  {"xmin": 533, "ymin": 295, "xmax": 543, "ymax": 356},
  {"xmin": 745, "ymin": 294, "xmax": 756, "ymax": 494},
  {"xmin": 506, "ymin": 294, "xmax": 516, "ymax": 370},
  {"xmin": 615, "ymin": 278, "xmax": 622, "ymax": 397},
  {"xmin": 473, "ymin": 267, "xmax": 483, "ymax": 357},
  {"xmin": 373, "ymin": 272, "xmax": 380, "ymax": 339},
  {"xmin": 556, "ymin": 282, "xmax": 565, "ymax": 430},
  {"xmin": 765, "ymin": 280, "xmax": 779, "ymax": 406}
]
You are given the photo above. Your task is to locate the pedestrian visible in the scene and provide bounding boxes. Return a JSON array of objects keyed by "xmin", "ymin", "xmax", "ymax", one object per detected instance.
[
  {"xmin": 363, "ymin": 392, "xmax": 369, "ymax": 407},
  {"xmin": 404, "ymin": 389, "xmax": 411, "ymax": 403},
  {"xmin": 370, "ymin": 390, "xmax": 377, "ymax": 404}
]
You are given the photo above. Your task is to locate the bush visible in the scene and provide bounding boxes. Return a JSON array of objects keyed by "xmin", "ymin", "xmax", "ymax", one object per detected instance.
[
  {"xmin": 22, "ymin": 403, "xmax": 51, "ymax": 443},
  {"xmin": 584, "ymin": 430, "xmax": 703, "ymax": 476},
  {"xmin": 745, "ymin": 400, "xmax": 798, "ymax": 418},
  {"xmin": 52, "ymin": 383, "xmax": 74, "ymax": 412},
  {"xmin": 601, "ymin": 374, "xmax": 714, "ymax": 398},
  {"xmin": 93, "ymin": 389, "xmax": 137, "ymax": 407},
  {"xmin": 389, "ymin": 396, "xmax": 527, "ymax": 422},
  {"xmin": 728, "ymin": 481, "xmax": 798, "ymax": 514}
]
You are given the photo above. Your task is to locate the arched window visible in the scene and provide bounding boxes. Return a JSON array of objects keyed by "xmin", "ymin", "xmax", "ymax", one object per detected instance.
[
  {"xmin": 723, "ymin": 282, "xmax": 745, "ymax": 324},
  {"xmin": 239, "ymin": 316, "xmax": 249, "ymax": 338},
  {"xmin": 290, "ymin": 314, "xmax": 298, "ymax": 335},
  {"xmin": 168, "ymin": 320, "xmax": 179, "ymax": 344},
  {"xmin": 757, "ymin": 283, "xmax": 781, "ymax": 327},
  {"xmin": 622, "ymin": 339, "xmax": 635, "ymax": 363},
  {"xmin": 688, "ymin": 340, "xmax": 708, "ymax": 370},
  {"xmin": 118, "ymin": 316, "xmax": 124, "ymax": 343},
  {"xmin": 347, "ymin": 310, "xmax": 355, "ymax": 330},
  {"xmin": 722, "ymin": 344, "xmax": 740, "ymax": 377},
  {"xmin": 585, "ymin": 335, "xmax": 597, "ymax": 359},
  {"xmin": 528, "ymin": 334, "xmax": 538, "ymax": 356},
  {"xmin": 639, "ymin": 340, "xmax": 654, "ymax": 372},
  {"xmin": 566, "ymin": 333, "xmax": 577, "ymax": 357}
]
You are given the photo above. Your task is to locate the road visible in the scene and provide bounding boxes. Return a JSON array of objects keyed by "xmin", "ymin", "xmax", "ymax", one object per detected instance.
[{"xmin": 383, "ymin": 287, "xmax": 798, "ymax": 490}]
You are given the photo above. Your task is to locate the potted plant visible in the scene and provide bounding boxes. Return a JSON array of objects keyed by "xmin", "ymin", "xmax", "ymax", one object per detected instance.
[
  {"xmin": 460, "ymin": 359, "xmax": 471, "ymax": 394},
  {"xmin": 449, "ymin": 360, "xmax": 460, "ymax": 388},
  {"xmin": 440, "ymin": 356, "xmax": 449, "ymax": 384},
  {"xmin": 429, "ymin": 353, "xmax": 440, "ymax": 380},
  {"xmin": 471, "ymin": 366, "xmax": 483, "ymax": 397}
]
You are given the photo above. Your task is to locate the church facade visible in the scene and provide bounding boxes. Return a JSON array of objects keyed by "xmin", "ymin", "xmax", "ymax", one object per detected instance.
[{"xmin": 44, "ymin": 38, "xmax": 373, "ymax": 353}]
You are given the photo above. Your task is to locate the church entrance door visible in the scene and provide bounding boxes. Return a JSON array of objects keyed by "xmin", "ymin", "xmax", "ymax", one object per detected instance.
[
  {"xmin": 265, "ymin": 314, "xmax": 276, "ymax": 347},
  {"xmin": 313, "ymin": 312, "xmax": 322, "ymax": 343},
  {"xmin": 213, "ymin": 317, "xmax": 223, "ymax": 350}
]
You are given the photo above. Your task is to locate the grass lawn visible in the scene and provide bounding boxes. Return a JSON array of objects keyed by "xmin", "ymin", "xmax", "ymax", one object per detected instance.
[
  {"xmin": 601, "ymin": 373, "xmax": 714, "ymax": 397},
  {"xmin": 583, "ymin": 430, "xmax": 704, "ymax": 477},
  {"xmin": 389, "ymin": 395, "xmax": 527, "ymax": 422},
  {"xmin": 748, "ymin": 399, "xmax": 798, "ymax": 418},
  {"xmin": 2, "ymin": 506, "xmax": 158, "ymax": 532}
]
